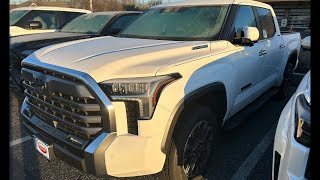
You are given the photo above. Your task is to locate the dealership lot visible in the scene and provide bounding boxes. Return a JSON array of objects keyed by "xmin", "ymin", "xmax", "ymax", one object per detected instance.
[{"xmin": 10, "ymin": 72, "xmax": 305, "ymax": 180}]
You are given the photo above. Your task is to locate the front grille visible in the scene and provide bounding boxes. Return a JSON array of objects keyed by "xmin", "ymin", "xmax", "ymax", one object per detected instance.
[
  {"xmin": 274, "ymin": 151, "xmax": 281, "ymax": 180},
  {"xmin": 22, "ymin": 67, "xmax": 103, "ymax": 140},
  {"xmin": 124, "ymin": 101, "xmax": 139, "ymax": 135}
]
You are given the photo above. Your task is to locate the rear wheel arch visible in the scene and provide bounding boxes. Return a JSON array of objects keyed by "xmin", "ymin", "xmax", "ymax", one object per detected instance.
[
  {"xmin": 287, "ymin": 50, "xmax": 298, "ymax": 68},
  {"xmin": 161, "ymin": 82, "xmax": 227, "ymax": 154}
]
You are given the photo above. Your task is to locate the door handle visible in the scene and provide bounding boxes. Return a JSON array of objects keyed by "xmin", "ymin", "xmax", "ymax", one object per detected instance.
[
  {"xmin": 280, "ymin": 44, "xmax": 285, "ymax": 49},
  {"xmin": 259, "ymin": 50, "xmax": 267, "ymax": 56}
]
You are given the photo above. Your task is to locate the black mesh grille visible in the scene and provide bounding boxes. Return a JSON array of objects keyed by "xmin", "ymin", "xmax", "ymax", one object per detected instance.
[
  {"xmin": 22, "ymin": 68, "xmax": 103, "ymax": 140},
  {"xmin": 124, "ymin": 101, "xmax": 139, "ymax": 135}
]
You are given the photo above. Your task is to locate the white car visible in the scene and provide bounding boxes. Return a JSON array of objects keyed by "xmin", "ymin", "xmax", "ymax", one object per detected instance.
[
  {"xmin": 272, "ymin": 70, "xmax": 311, "ymax": 180},
  {"xmin": 10, "ymin": 6, "xmax": 91, "ymax": 37}
]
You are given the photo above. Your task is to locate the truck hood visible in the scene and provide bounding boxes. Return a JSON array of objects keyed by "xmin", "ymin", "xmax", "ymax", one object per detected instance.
[{"xmin": 30, "ymin": 36, "xmax": 217, "ymax": 82}]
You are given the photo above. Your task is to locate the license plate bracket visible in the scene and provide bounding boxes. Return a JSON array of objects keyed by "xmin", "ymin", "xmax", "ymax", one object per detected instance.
[{"xmin": 33, "ymin": 135, "xmax": 56, "ymax": 161}]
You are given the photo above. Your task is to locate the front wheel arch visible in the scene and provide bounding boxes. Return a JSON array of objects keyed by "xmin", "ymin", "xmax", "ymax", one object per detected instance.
[{"xmin": 161, "ymin": 82, "xmax": 227, "ymax": 154}]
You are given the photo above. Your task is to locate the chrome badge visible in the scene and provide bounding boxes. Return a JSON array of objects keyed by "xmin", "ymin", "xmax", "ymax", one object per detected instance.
[{"xmin": 53, "ymin": 121, "xmax": 58, "ymax": 128}]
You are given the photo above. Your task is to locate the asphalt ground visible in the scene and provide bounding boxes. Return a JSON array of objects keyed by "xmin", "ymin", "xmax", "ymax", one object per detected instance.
[{"xmin": 10, "ymin": 51, "xmax": 309, "ymax": 180}]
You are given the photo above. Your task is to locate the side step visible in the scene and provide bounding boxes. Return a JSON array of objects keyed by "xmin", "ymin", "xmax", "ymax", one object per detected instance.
[{"xmin": 223, "ymin": 88, "xmax": 278, "ymax": 130}]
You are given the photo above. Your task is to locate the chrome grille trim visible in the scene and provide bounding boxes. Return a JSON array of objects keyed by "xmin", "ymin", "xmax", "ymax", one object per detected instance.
[{"xmin": 21, "ymin": 58, "xmax": 117, "ymax": 137}]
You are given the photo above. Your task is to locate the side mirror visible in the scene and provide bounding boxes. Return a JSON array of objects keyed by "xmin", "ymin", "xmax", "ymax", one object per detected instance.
[
  {"xmin": 301, "ymin": 36, "xmax": 311, "ymax": 50},
  {"xmin": 242, "ymin": 26, "xmax": 259, "ymax": 42},
  {"xmin": 233, "ymin": 26, "xmax": 260, "ymax": 46},
  {"xmin": 29, "ymin": 20, "xmax": 42, "ymax": 29}
]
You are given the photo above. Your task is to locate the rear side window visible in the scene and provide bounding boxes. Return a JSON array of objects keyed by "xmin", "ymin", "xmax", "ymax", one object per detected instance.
[
  {"xmin": 20, "ymin": 10, "xmax": 58, "ymax": 29},
  {"xmin": 59, "ymin": 12, "xmax": 85, "ymax": 28},
  {"xmin": 231, "ymin": 6, "xmax": 257, "ymax": 40},
  {"xmin": 109, "ymin": 14, "xmax": 140, "ymax": 30},
  {"xmin": 255, "ymin": 7, "xmax": 276, "ymax": 38}
]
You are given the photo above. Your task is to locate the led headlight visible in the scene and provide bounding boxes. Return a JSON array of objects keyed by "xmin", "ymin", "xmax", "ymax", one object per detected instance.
[
  {"xmin": 294, "ymin": 78, "xmax": 311, "ymax": 147},
  {"xmin": 99, "ymin": 74, "xmax": 181, "ymax": 119}
]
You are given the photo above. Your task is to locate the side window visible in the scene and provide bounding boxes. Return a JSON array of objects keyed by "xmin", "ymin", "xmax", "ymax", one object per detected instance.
[
  {"xmin": 231, "ymin": 6, "xmax": 257, "ymax": 40},
  {"xmin": 255, "ymin": 7, "xmax": 276, "ymax": 39},
  {"xmin": 59, "ymin": 12, "xmax": 85, "ymax": 28},
  {"xmin": 22, "ymin": 10, "xmax": 58, "ymax": 29},
  {"xmin": 109, "ymin": 14, "xmax": 139, "ymax": 31}
]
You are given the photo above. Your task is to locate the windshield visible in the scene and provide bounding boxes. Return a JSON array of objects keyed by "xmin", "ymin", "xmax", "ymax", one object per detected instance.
[
  {"xmin": 119, "ymin": 6, "xmax": 228, "ymax": 41},
  {"xmin": 10, "ymin": 10, "xmax": 29, "ymax": 25},
  {"xmin": 60, "ymin": 14, "xmax": 112, "ymax": 34}
]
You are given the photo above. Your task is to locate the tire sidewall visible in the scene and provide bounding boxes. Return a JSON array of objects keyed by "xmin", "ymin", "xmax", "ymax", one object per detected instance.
[{"xmin": 167, "ymin": 106, "xmax": 220, "ymax": 180}]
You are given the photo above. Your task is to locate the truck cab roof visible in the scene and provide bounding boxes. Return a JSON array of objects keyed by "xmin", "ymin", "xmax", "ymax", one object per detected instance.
[{"xmin": 10, "ymin": 6, "xmax": 92, "ymax": 13}]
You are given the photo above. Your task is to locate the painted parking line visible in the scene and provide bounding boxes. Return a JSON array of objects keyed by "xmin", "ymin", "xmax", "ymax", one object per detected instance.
[
  {"xmin": 231, "ymin": 124, "xmax": 277, "ymax": 180},
  {"xmin": 10, "ymin": 136, "xmax": 32, "ymax": 147}
]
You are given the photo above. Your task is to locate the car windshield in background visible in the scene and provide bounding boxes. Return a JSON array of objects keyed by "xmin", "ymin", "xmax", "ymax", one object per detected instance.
[
  {"xmin": 60, "ymin": 14, "xmax": 112, "ymax": 34},
  {"xmin": 119, "ymin": 6, "xmax": 228, "ymax": 41},
  {"xmin": 10, "ymin": 10, "xmax": 29, "ymax": 25}
]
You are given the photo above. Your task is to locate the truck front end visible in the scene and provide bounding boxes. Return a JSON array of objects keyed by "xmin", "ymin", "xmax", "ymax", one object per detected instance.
[{"xmin": 20, "ymin": 58, "xmax": 174, "ymax": 177}]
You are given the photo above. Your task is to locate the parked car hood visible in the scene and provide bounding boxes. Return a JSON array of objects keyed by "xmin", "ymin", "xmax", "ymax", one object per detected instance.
[
  {"xmin": 28, "ymin": 36, "xmax": 229, "ymax": 82},
  {"xmin": 10, "ymin": 32, "xmax": 93, "ymax": 58}
]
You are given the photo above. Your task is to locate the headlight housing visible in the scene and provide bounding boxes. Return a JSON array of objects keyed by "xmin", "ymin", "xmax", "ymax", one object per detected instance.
[
  {"xmin": 294, "ymin": 81, "xmax": 311, "ymax": 147},
  {"xmin": 99, "ymin": 74, "xmax": 181, "ymax": 119}
]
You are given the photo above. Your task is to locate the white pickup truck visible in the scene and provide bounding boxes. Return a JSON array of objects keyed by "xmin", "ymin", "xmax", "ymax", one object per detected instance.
[
  {"xmin": 10, "ymin": 6, "xmax": 91, "ymax": 37},
  {"xmin": 20, "ymin": 0, "xmax": 301, "ymax": 179}
]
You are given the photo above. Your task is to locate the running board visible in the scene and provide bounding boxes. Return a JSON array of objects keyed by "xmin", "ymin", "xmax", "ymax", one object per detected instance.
[{"xmin": 223, "ymin": 88, "xmax": 278, "ymax": 130}]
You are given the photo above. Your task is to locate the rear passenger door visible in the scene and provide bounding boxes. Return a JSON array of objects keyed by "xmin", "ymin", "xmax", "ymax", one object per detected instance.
[{"xmin": 254, "ymin": 7, "xmax": 285, "ymax": 81}]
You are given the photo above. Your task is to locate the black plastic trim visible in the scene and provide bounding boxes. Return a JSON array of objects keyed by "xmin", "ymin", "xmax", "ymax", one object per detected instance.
[
  {"xmin": 161, "ymin": 82, "xmax": 226, "ymax": 153},
  {"xmin": 273, "ymin": 151, "xmax": 281, "ymax": 180}
]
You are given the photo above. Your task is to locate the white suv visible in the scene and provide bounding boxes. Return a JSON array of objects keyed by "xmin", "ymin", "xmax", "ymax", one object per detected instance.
[
  {"xmin": 10, "ymin": 6, "xmax": 91, "ymax": 37},
  {"xmin": 272, "ymin": 71, "xmax": 310, "ymax": 180}
]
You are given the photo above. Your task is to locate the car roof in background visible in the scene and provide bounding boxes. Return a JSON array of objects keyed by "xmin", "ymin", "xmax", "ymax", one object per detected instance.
[
  {"xmin": 89, "ymin": 11, "xmax": 142, "ymax": 16},
  {"xmin": 151, "ymin": 0, "xmax": 269, "ymax": 8},
  {"xmin": 10, "ymin": 6, "xmax": 92, "ymax": 13}
]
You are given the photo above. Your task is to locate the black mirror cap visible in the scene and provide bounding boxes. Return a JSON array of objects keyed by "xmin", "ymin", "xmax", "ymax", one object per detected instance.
[
  {"xmin": 29, "ymin": 20, "xmax": 42, "ymax": 29},
  {"xmin": 232, "ymin": 37, "xmax": 255, "ymax": 46}
]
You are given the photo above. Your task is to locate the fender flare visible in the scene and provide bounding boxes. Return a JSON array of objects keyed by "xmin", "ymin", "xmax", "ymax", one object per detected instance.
[{"xmin": 160, "ymin": 82, "xmax": 227, "ymax": 153}]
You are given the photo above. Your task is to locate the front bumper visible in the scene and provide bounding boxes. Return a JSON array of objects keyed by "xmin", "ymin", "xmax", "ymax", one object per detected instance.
[
  {"xmin": 273, "ymin": 95, "xmax": 310, "ymax": 180},
  {"xmin": 21, "ymin": 97, "xmax": 168, "ymax": 177},
  {"xmin": 21, "ymin": 98, "xmax": 116, "ymax": 176}
]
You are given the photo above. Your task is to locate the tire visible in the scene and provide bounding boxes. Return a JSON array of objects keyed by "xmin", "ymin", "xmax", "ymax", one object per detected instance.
[
  {"xmin": 162, "ymin": 106, "xmax": 221, "ymax": 180},
  {"xmin": 275, "ymin": 63, "xmax": 293, "ymax": 99}
]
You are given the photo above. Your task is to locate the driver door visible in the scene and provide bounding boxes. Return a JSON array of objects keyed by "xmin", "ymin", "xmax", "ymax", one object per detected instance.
[{"xmin": 228, "ymin": 5, "xmax": 265, "ymax": 115}]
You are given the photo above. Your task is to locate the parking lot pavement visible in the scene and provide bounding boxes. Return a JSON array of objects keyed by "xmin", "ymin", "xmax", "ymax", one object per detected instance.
[{"xmin": 9, "ymin": 74, "xmax": 304, "ymax": 180}]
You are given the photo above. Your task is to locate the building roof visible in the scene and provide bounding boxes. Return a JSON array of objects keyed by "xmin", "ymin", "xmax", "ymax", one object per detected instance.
[{"xmin": 10, "ymin": 6, "xmax": 91, "ymax": 13}]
